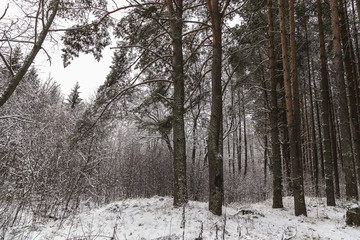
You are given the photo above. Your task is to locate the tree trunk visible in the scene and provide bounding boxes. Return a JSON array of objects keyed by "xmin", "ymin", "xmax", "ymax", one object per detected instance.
[
  {"xmin": 330, "ymin": 0, "xmax": 359, "ymax": 200},
  {"xmin": 316, "ymin": 0, "xmax": 336, "ymax": 206},
  {"xmin": 190, "ymin": 103, "xmax": 200, "ymax": 200},
  {"xmin": 329, "ymin": 101, "xmax": 341, "ymax": 198},
  {"xmin": 207, "ymin": 0, "xmax": 224, "ymax": 216},
  {"xmin": 312, "ymin": 73, "xmax": 325, "ymax": 179},
  {"xmin": 268, "ymin": 0, "xmax": 283, "ymax": 208},
  {"xmin": 302, "ymin": 80, "xmax": 312, "ymax": 182},
  {"xmin": 237, "ymin": 90, "xmax": 242, "ymax": 173},
  {"xmin": 243, "ymin": 92, "xmax": 248, "ymax": 177},
  {"xmin": 166, "ymin": 0, "xmax": 187, "ymax": 207},
  {"xmin": 340, "ymin": 0, "xmax": 360, "ymax": 189},
  {"xmin": 303, "ymin": 14, "xmax": 319, "ymax": 194},
  {"xmin": 288, "ymin": 0, "xmax": 307, "ymax": 216},
  {"xmin": 259, "ymin": 53, "xmax": 270, "ymax": 184},
  {"xmin": 279, "ymin": 78, "xmax": 292, "ymax": 194},
  {"xmin": 356, "ymin": 0, "xmax": 360, "ymax": 22}
]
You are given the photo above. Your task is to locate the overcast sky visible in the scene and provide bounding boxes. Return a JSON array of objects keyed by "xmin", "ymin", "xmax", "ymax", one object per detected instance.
[
  {"xmin": 1, "ymin": 0, "xmax": 116, "ymax": 101},
  {"xmin": 36, "ymin": 46, "xmax": 113, "ymax": 101}
]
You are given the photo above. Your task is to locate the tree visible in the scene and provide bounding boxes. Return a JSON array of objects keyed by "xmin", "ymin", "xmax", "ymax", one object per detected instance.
[
  {"xmin": 67, "ymin": 82, "xmax": 82, "ymax": 109},
  {"xmin": 330, "ymin": 0, "xmax": 359, "ymax": 200},
  {"xmin": 289, "ymin": 0, "xmax": 307, "ymax": 216},
  {"xmin": 267, "ymin": 0, "xmax": 283, "ymax": 209},
  {"xmin": 207, "ymin": 0, "xmax": 228, "ymax": 216},
  {"xmin": 277, "ymin": 0, "xmax": 307, "ymax": 216},
  {"xmin": 316, "ymin": 0, "xmax": 335, "ymax": 206},
  {"xmin": 165, "ymin": 0, "xmax": 188, "ymax": 207},
  {"xmin": 0, "ymin": 0, "xmax": 60, "ymax": 108},
  {"xmin": 337, "ymin": 0, "xmax": 360, "ymax": 193}
]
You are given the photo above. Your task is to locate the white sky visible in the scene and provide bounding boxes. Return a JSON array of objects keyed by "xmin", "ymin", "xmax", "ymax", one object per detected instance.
[
  {"xmin": 35, "ymin": 46, "xmax": 113, "ymax": 101},
  {"xmin": 1, "ymin": 0, "xmax": 118, "ymax": 101}
]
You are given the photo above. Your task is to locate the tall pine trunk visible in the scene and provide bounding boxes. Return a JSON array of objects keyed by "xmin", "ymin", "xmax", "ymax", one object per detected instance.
[
  {"xmin": 237, "ymin": 89, "xmax": 242, "ymax": 173},
  {"xmin": 288, "ymin": 0, "xmax": 307, "ymax": 216},
  {"xmin": 312, "ymin": 74, "xmax": 325, "ymax": 178},
  {"xmin": 243, "ymin": 91, "xmax": 248, "ymax": 177},
  {"xmin": 339, "ymin": 0, "xmax": 360, "ymax": 188},
  {"xmin": 166, "ymin": 0, "xmax": 187, "ymax": 207},
  {"xmin": 303, "ymin": 15, "xmax": 319, "ymax": 193},
  {"xmin": 207, "ymin": 0, "xmax": 224, "ymax": 216},
  {"xmin": 316, "ymin": 0, "xmax": 336, "ymax": 206},
  {"xmin": 329, "ymin": 101, "xmax": 341, "ymax": 198},
  {"xmin": 268, "ymin": 0, "xmax": 283, "ymax": 209},
  {"xmin": 330, "ymin": 0, "xmax": 359, "ymax": 200}
]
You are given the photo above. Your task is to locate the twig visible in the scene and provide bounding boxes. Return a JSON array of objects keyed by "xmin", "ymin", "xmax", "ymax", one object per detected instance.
[{"xmin": 0, "ymin": 3, "xmax": 9, "ymax": 21}]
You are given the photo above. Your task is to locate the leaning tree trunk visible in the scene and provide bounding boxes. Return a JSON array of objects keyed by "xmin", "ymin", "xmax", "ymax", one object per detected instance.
[
  {"xmin": 207, "ymin": 0, "xmax": 224, "ymax": 216},
  {"xmin": 166, "ymin": 0, "xmax": 187, "ymax": 207}
]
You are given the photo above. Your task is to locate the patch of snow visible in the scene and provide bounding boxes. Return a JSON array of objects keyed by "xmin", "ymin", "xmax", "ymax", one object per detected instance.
[{"xmin": 4, "ymin": 197, "xmax": 360, "ymax": 239}]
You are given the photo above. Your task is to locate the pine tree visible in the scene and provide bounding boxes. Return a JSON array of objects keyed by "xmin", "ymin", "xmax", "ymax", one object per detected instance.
[
  {"xmin": 67, "ymin": 82, "xmax": 82, "ymax": 109},
  {"xmin": 267, "ymin": 0, "xmax": 283, "ymax": 209}
]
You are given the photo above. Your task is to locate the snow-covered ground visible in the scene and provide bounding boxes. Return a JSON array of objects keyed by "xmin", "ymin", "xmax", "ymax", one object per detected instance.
[{"xmin": 4, "ymin": 196, "xmax": 360, "ymax": 239}]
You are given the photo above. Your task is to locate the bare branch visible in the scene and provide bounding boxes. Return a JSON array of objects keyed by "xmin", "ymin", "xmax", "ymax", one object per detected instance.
[
  {"xmin": 0, "ymin": 3, "xmax": 9, "ymax": 21},
  {"xmin": 97, "ymin": 2, "xmax": 163, "ymax": 25},
  {"xmin": 130, "ymin": 55, "xmax": 173, "ymax": 86},
  {"xmin": 111, "ymin": 45, "xmax": 172, "ymax": 66},
  {"xmin": 0, "ymin": 52, "xmax": 14, "ymax": 77},
  {"xmin": 221, "ymin": 0, "xmax": 231, "ymax": 24},
  {"xmin": 185, "ymin": 67, "xmax": 211, "ymax": 104},
  {"xmin": 184, "ymin": 2, "xmax": 207, "ymax": 11},
  {"xmin": 87, "ymin": 79, "xmax": 173, "ymax": 134},
  {"xmin": 184, "ymin": 35, "xmax": 212, "ymax": 64},
  {"xmin": 183, "ymin": 26, "xmax": 209, "ymax": 37},
  {"xmin": 222, "ymin": 63, "xmax": 239, "ymax": 94},
  {"xmin": 0, "ymin": 115, "xmax": 34, "ymax": 123}
]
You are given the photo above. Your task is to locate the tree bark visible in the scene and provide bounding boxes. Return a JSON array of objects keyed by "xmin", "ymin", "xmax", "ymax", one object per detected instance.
[
  {"xmin": 304, "ymin": 39, "xmax": 320, "ymax": 197},
  {"xmin": 330, "ymin": 0, "xmax": 359, "ymax": 200},
  {"xmin": 339, "ymin": 0, "xmax": 360, "ymax": 189},
  {"xmin": 166, "ymin": 0, "xmax": 187, "ymax": 207},
  {"xmin": 274, "ymin": 0, "xmax": 307, "ymax": 215},
  {"xmin": 207, "ymin": 0, "xmax": 224, "ymax": 216},
  {"xmin": 316, "ymin": 0, "xmax": 336, "ymax": 206},
  {"xmin": 237, "ymin": 89, "xmax": 242, "ymax": 173},
  {"xmin": 288, "ymin": 0, "xmax": 307, "ymax": 216},
  {"xmin": 268, "ymin": 0, "xmax": 283, "ymax": 209},
  {"xmin": 312, "ymin": 74, "xmax": 325, "ymax": 179},
  {"xmin": 243, "ymin": 92, "xmax": 248, "ymax": 177},
  {"xmin": 329, "ymin": 101, "xmax": 341, "ymax": 198}
]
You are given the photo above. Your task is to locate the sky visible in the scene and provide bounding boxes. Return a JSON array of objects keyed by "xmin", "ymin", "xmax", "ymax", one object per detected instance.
[
  {"xmin": 1, "ymin": 0, "xmax": 116, "ymax": 101},
  {"xmin": 35, "ymin": 46, "xmax": 113, "ymax": 101},
  {"xmin": 3, "ymin": 0, "xmax": 240, "ymax": 102}
]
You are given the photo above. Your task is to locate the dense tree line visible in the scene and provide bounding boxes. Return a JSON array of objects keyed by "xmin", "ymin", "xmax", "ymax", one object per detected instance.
[{"xmin": 1, "ymin": 0, "xmax": 360, "ymax": 231}]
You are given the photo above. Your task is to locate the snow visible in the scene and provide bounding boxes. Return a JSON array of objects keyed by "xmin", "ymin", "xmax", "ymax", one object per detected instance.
[{"xmin": 4, "ymin": 197, "xmax": 360, "ymax": 240}]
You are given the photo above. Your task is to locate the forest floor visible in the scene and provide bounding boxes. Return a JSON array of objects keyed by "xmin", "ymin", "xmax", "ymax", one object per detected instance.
[{"xmin": 3, "ymin": 196, "xmax": 360, "ymax": 239}]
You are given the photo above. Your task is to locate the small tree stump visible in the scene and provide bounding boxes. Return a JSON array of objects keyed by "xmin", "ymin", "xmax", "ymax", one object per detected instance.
[{"xmin": 346, "ymin": 205, "xmax": 360, "ymax": 226}]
